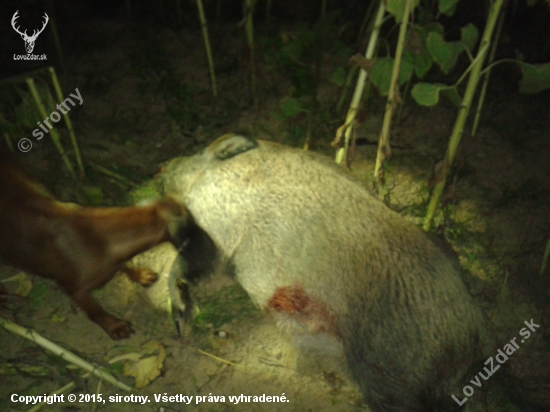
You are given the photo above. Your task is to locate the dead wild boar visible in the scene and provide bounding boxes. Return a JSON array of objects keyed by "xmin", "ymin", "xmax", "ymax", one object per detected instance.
[{"xmin": 156, "ymin": 133, "xmax": 492, "ymax": 412}]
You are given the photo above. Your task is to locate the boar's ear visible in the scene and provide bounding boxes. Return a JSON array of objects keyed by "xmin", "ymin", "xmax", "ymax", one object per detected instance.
[{"xmin": 212, "ymin": 134, "xmax": 258, "ymax": 160}]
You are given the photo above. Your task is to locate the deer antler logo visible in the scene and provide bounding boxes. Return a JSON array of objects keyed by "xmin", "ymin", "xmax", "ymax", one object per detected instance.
[{"xmin": 11, "ymin": 11, "xmax": 49, "ymax": 54}]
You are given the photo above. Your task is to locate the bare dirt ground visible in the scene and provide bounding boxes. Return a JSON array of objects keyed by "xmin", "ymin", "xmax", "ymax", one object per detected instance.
[{"xmin": 1, "ymin": 13, "xmax": 549, "ymax": 412}]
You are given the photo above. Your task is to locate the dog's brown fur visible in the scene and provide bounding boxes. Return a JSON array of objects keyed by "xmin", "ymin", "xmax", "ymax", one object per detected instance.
[{"xmin": 0, "ymin": 148, "xmax": 192, "ymax": 339}]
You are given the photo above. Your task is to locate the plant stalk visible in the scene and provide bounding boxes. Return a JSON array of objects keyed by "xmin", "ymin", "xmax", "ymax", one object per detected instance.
[
  {"xmin": 373, "ymin": 0, "xmax": 413, "ymax": 179},
  {"xmin": 335, "ymin": 0, "xmax": 386, "ymax": 165},
  {"xmin": 423, "ymin": 0, "xmax": 506, "ymax": 231}
]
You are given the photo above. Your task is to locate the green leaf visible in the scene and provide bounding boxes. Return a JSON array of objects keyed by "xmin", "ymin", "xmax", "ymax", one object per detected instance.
[
  {"xmin": 411, "ymin": 82, "xmax": 449, "ymax": 106},
  {"xmin": 387, "ymin": 0, "xmax": 420, "ymax": 23},
  {"xmin": 79, "ymin": 186, "xmax": 104, "ymax": 206},
  {"xmin": 461, "ymin": 24, "xmax": 479, "ymax": 53},
  {"xmin": 519, "ymin": 62, "xmax": 550, "ymax": 94},
  {"xmin": 370, "ymin": 57, "xmax": 394, "ymax": 96},
  {"xmin": 439, "ymin": 0, "xmax": 460, "ymax": 16},
  {"xmin": 406, "ymin": 41, "xmax": 434, "ymax": 78},
  {"xmin": 371, "ymin": 55, "xmax": 415, "ymax": 96},
  {"xmin": 441, "ymin": 87, "xmax": 462, "ymax": 107},
  {"xmin": 330, "ymin": 66, "xmax": 347, "ymax": 87},
  {"xmin": 279, "ymin": 97, "xmax": 308, "ymax": 117},
  {"xmin": 28, "ymin": 283, "xmax": 49, "ymax": 305},
  {"xmin": 425, "ymin": 23, "xmax": 444, "ymax": 35},
  {"xmin": 426, "ymin": 31, "xmax": 461, "ymax": 74},
  {"xmin": 399, "ymin": 53, "xmax": 415, "ymax": 84},
  {"xmin": 407, "ymin": 27, "xmax": 434, "ymax": 77}
]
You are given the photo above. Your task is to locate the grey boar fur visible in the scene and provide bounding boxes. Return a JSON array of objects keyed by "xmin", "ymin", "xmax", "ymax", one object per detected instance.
[{"xmin": 156, "ymin": 133, "xmax": 491, "ymax": 412}]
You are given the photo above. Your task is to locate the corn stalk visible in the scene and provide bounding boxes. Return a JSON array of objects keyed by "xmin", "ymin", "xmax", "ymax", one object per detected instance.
[
  {"xmin": 423, "ymin": 0, "xmax": 506, "ymax": 230},
  {"xmin": 373, "ymin": 0, "xmax": 413, "ymax": 179},
  {"xmin": 335, "ymin": 0, "xmax": 386, "ymax": 165},
  {"xmin": 196, "ymin": 0, "xmax": 218, "ymax": 96},
  {"xmin": 26, "ymin": 77, "xmax": 75, "ymax": 178}
]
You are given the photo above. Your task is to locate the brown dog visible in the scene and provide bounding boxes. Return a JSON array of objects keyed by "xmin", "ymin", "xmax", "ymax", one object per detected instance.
[{"xmin": 0, "ymin": 148, "xmax": 194, "ymax": 340}]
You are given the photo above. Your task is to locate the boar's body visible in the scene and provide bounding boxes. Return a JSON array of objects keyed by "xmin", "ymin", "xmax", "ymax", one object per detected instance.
[{"xmin": 158, "ymin": 134, "xmax": 490, "ymax": 412}]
